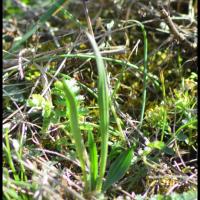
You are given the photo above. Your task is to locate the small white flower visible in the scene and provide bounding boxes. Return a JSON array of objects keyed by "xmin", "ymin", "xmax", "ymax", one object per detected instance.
[
  {"xmin": 160, "ymin": 100, "xmax": 165, "ymax": 105},
  {"xmin": 144, "ymin": 146, "xmax": 151, "ymax": 153},
  {"xmin": 66, "ymin": 78, "xmax": 76, "ymax": 87},
  {"xmin": 77, "ymin": 95, "xmax": 85, "ymax": 101},
  {"xmin": 144, "ymin": 137, "xmax": 150, "ymax": 145},
  {"xmin": 66, "ymin": 79, "xmax": 79, "ymax": 93},
  {"xmin": 12, "ymin": 139, "xmax": 20, "ymax": 152},
  {"xmin": 138, "ymin": 148, "xmax": 143, "ymax": 155},
  {"xmin": 131, "ymin": 155, "xmax": 137, "ymax": 163}
]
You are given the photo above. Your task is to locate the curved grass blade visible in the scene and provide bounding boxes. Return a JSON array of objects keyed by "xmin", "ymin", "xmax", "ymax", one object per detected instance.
[
  {"xmin": 8, "ymin": 53, "xmax": 158, "ymax": 83},
  {"xmin": 126, "ymin": 20, "xmax": 148, "ymax": 127},
  {"xmin": 102, "ymin": 148, "xmax": 133, "ymax": 192},
  {"xmin": 61, "ymin": 79, "xmax": 89, "ymax": 186},
  {"xmin": 136, "ymin": 22, "xmax": 148, "ymax": 127}
]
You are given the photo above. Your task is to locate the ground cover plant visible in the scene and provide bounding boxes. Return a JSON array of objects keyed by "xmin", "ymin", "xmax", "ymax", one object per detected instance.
[{"xmin": 3, "ymin": 0, "xmax": 197, "ymax": 199}]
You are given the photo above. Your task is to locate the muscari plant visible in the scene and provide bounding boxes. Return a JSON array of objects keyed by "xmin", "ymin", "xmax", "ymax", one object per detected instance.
[
  {"xmin": 58, "ymin": 32, "xmax": 133, "ymax": 194},
  {"xmin": 27, "ymin": 32, "xmax": 133, "ymax": 196}
]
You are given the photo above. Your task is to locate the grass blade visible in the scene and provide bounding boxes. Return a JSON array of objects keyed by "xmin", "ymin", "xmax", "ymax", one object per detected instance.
[
  {"xmin": 133, "ymin": 21, "xmax": 148, "ymax": 127},
  {"xmin": 88, "ymin": 131, "xmax": 98, "ymax": 191},
  {"xmin": 126, "ymin": 20, "xmax": 148, "ymax": 127},
  {"xmin": 102, "ymin": 148, "xmax": 133, "ymax": 192},
  {"xmin": 86, "ymin": 32, "xmax": 110, "ymax": 192},
  {"xmin": 3, "ymin": 128, "xmax": 19, "ymax": 181},
  {"xmin": 61, "ymin": 79, "xmax": 89, "ymax": 186}
]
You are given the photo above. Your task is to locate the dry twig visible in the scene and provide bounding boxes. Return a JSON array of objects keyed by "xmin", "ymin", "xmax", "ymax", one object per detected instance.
[{"xmin": 159, "ymin": 6, "xmax": 197, "ymax": 51}]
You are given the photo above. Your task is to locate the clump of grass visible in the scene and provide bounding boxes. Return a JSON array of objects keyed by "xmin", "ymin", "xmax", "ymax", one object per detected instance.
[
  {"xmin": 3, "ymin": 0, "xmax": 197, "ymax": 199},
  {"xmin": 55, "ymin": 32, "xmax": 132, "ymax": 195}
]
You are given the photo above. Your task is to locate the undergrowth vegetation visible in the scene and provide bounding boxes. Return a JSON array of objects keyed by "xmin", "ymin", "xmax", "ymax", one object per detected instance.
[{"xmin": 3, "ymin": 0, "xmax": 197, "ymax": 199}]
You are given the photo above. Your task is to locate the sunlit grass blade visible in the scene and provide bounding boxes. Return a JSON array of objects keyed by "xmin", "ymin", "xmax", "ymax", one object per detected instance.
[
  {"xmin": 160, "ymin": 70, "xmax": 167, "ymax": 141},
  {"xmin": 88, "ymin": 131, "xmax": 98, "ymax": 191},
  {"xmin": 8, "ymin": 52, "xmax": 158, "ymax": 84},
  {"xmin": 110, "ymin": 103, "xmax": 125, "ymax": 141},
  {"xmin": 3, "ymin": 187, "xmax": 20, "ymax": 199},
  {"xmin": 61, "ymin": 79, "xmax": 89, "ymax": 187},
  {"xmin": 136, "ymin": 22, "xmax": 148, "ymax": 127},
  {"xmin": 102, "ymin": 148, "xmax": 133, "ymax": 192},
  {"xmin": 86, "ymin": 32, "xmax": 109, "ymax": 192},
  {"xmin": 126, "ymin": 20, "xmax": 148, "ymax": 127},
  {"xmin": 3, "ymin": 128, "xmax": 19, "ymax": 181}
]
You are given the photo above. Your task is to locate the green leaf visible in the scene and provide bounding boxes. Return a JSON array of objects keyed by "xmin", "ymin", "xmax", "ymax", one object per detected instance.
[
  {"xmin": 148, "ymin": 140, "xmax": 174, "ymax": 155},
  {"xmin": 170, "ymin": 189, "xmax": 197, "ymax": 200},
  {"xmin": 4, "ymin": 188, "xmax": 20, "ymax": 199},
  {"xmin": 42, "ymin": 101, "xmax": 52, "ymax": 118},
  {"xmin": 148, "ymin": 189, "xmax": 197, "ymax": 200},
  {"xmin": 135, "ymin": 194, "xmax": 144, "ymax": 200},
  {"xmin": 3, "ymin": 85, "xmax": 26, "ymax": 102},
  {"xmin": 176, "ymin": 131, "xmax": 188, "ymax": 141},
  {"xmin": 102, "ymin": 148, "xmax": 133, "ymax": 192},
  {"xmin": 62, "ymin": 79, "xmax": 89, "ymax": 185},
  {"xmin": 88, "ymin": 131, "xmax": 98, "ymax": 191},
  {"xmin": 27, "ymin": 94, "xmax": 45, "ymax": 108},
  {"xmin": 148, "ymin": 141, "xmax": 165, "ymax": 150},
  {"xmin": 86, "ymin": 32, "xmax": 110, "ymax": 191},
  {"xmin": 162, "ymin": 146, "xmax": 175, "ymax": 156}
]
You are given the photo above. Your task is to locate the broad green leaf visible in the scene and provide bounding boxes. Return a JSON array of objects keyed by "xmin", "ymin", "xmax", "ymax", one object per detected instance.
[
  {"xmin": 176, "ymin": 132, "xmax": 188, "ymax": 141},
  {"xmin": 148, "ymin": 141, "xmax": 165, "ymax": 150},
  {"xmin": 148, "ymin": 140, "xmax": 174, "ymax": 155},
  {"xmin": 3, "ymin": 85, "xmax": 26, "ymax": 102},
  {"xmin": 102, "ymin": 148, "xmax": 133, "ymax": 192},
  {"xmin": 162, "ymin": 146, "xmax": 175, "ymax": 155},
  {"xmin": 27, "ymin": 94, "xmax": 45, "ymax": 108},
  {"xmin": 62, "ymin": 79, "xmax": 89, "ymax": 185},
  {"xmin": 86, "ymin": 32, "xmax": 110, "ymax": 191}
]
